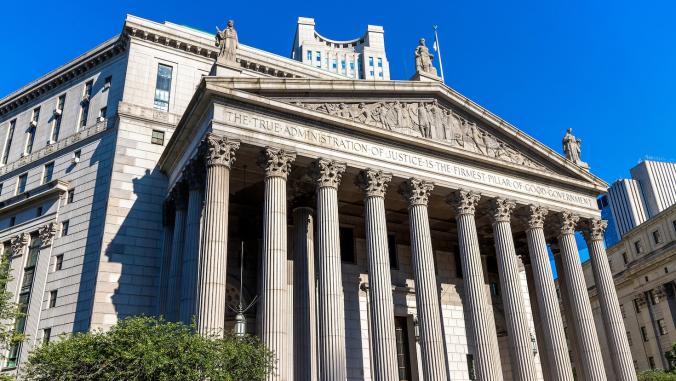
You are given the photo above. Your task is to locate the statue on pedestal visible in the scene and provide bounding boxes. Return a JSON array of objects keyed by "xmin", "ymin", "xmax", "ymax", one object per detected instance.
[
  {"xmin": 562, "ymin": 128, "xmax": 589, "ymax": 169},
  {"xmin": 414, "ymin": 38, "xmax": 438, "ymax": 77},
  {"xmin": 216, "ymin": 20, "xmax": 238, "ymax": 64}
]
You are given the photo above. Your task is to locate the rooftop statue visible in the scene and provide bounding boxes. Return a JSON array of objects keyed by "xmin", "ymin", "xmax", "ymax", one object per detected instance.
[
  {"xmin": 216, "ymin": 20, "xmax": 238, "ymax": 64},
  {"xmin": 414, "ymin": 38, "xmax": 438, "ymax": 77},
  {"xmin": 562, "ymin": 128, "xmax": 589, "ymax": 169}
]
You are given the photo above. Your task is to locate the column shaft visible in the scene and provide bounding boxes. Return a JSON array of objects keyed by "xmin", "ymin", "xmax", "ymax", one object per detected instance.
[
  {"xmin": 167, "ymin": 193, "xmax": 187, "ymax": 321},
  {"xmin": 293, "ymin": 207, "xmax": 317, "ymax": 381},
  {"xmin": 157, "ymin": 209, "xmax": 174, "ymax": 316},
  {"xmin": 525, "ymin": 217, "xmax": 574, "ymax": 381},
  {"xmin": 490, "ymin": 199, "xmax": 537, "ymax": 381},
  {"xmin": 180, "ymin": 187, "xmax": 203, "ymax": 324},
  {"xmin": 557, "ymin": 212, "xmax": 607, "ymax": 380},
  {"xmin": 585, "ymin": 220, "xmax": 636, "ymax": 381},
  {"xmin": 195, "ymin": 135, "xmax": 239, "ymax": 336},
  {"xmin": 401, "ymin": 178, "xmax": 447, "ymax": 381}
]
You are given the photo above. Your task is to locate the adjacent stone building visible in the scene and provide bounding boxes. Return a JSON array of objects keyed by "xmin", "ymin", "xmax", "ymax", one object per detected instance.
[{"xmin": 0, "ymin": 14, "xmax": 635, "ymax": 381}]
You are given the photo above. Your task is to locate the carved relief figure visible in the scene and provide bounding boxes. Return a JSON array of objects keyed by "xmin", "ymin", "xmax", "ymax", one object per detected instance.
[
  {"xmin": 215, "ymin": 20, "xmax": 238, "ymax": 64},
  {"xmin": 415, "ymin": 102, "xmax": 432, "ymax": 138},
  {"xmin": 414, "ymin": 38, "xmax": 438, "ymax": 76}
]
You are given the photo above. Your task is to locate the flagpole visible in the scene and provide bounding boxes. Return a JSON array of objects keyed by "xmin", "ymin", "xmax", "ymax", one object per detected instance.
[{"xmin": 433, "ymin": 25, "xmax": 445, "ymax": 82}]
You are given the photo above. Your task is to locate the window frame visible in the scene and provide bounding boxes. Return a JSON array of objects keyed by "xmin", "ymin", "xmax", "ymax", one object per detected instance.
[
  {"xmin": 153, "ymin": 64, "xmax": 173, "ymax": 112},
  {"xmin": 2, "ymin": 119, "xmax": 16, "ymax": 165},
  {"xmin": 42, "ymin": 162, "xmax": 54, "ymax": 184},
  {"xmin": 151, "ymin": 130, "xmax": 165, "ymax": 146},
  {"xmin": 16, "ymin": 173, "xmax": 28, "ymax": 194}
]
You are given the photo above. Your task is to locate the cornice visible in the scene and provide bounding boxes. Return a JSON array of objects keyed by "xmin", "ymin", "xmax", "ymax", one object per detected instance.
[
  {"xmin": 0, "ymin": 36, "xmax": 127, "ymax": 117},
  {"xmin": 0, "ymin": 179, "xmax": 70, "ymax": 217}
]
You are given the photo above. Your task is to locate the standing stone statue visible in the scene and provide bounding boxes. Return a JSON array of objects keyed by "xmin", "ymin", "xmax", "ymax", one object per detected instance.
[
  {"xmin": 414, "ymin": 38, "xmax": 438, "ymax": 77},
  {"xmin": 562, "ymin": 128, "xmax": 589, "ymax": 169},
  {"xmin": 216, "ymin": 20, "xmax": 238, "ymax": 64}
]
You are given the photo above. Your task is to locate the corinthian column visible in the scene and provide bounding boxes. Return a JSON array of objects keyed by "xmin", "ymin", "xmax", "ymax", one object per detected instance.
[
  {"xmin": 400, "ymin": 178, "xmax": 447, "ymax": 381},
  {"xmin": 258, "ymin": 147, "xmax": 296, "ymax": 381},
  {"xmin": 356, "ymin": 169, "xmax": 399, "ymax": 381},
  {"xmin": 489, "ymin": 199, "xmax": 537, "ymax": 381},
  {"xmin": 584, "ymin": 219, "xmax": 636, "ymax": 381},
  {"xmin": 180, "ymin": 160, "xmax": 205, "ymax": 324},
  {"xmin": 556, "ymin": 212, "xmax": 607, "ymax": 380},
  {"xmin": 524, "ymin": 206, "xmax": 574, "ymax": 381},
  {"xmin": 167, "ymin": 185, "xmax": 187, "ymax": 321},
  {"xmin": 449, "ymin": 189, "xmax": 502, "ymax": 380},
  {"xmin": 195, "ymin": 134, "xmax": 239, "ymax": 336},
  {"xmin": 293, "ymin": 204, "xmax": 317, "ymax": 381},
  {"xmin": 311, "ymin": 158, "xmax": 347, "ymax": 381}
]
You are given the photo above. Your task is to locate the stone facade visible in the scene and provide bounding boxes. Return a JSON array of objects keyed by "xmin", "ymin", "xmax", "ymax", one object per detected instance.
[{"xmin": 0, "ymin": 13, "xmax": 635, "ymax": 381}]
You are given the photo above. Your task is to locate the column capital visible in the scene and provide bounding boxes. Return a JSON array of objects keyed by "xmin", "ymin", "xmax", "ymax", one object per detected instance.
[
  {"xmin": 310, "ymin": 158, "xmax": 346, "ymax": 189},
  {"xmin": 489, "ymin": 198, "xmax": 515, "ymax": 223},
  {"xmin": 356, "ymin": 169, "xmax": 392, "ymax": 198},
  {"xmin": 526, "ymin": 205, "xmax": 548, "ymax": 230},
  {"xmin": 558, "ymin": 211, "xmax": 580, "ymax": 236},
  {"xmin": 582, "ymin": 218, "xmax": 607, "ymax": 242},
  {"xmin": 184, "ymin": 159, "xmax": 205, "ymax": 190},
  {"xmin": 448, "ymin": 189, "xmax": 481, "ymax": 216},
  {"xmin": 258, "ymin": 147, "xmax": 296, "ymax": 179},
  {"xmin": 399, "ymin": 178, "xmax": 434, "ymax": 206},
  {"xmin": 201, "ymin": 134, "xmax": 240, "ymax": 168}
]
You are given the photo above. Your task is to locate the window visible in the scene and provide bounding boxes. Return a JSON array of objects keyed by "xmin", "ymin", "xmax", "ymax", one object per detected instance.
[
  {"xmin": 339, "ymin": 227, "xmax": 355, "ymax": 263},
  {"xmin": 634, "ymin": 298, "xmax": 642, "ymax": 313},
  {"xmin": 67, "ymin": 189, "xmax": 75, "ymax": 204},
  {"xmin": 153, "ymin": 64, "xmax": 173, "ymax": 111},
  {"xmin": 25, "ymin": 107, "xmax": 39, "ymax": 155},
  {"xmin": 2, "ymin": 119, "xmax": 16, "ymax": 164},
  {"xmin": 370, "ymin": 70, "xmax": 375, "ymax": 77},
  {"xmin": 306, "ymin": 50, "xmax": 312, "ymax": 61},
  {"xmin": 42, "ymin": 162, "xmax": 54, "ymax": 184},
  {"xmin": 16, "ymin": 173, "xmax": 27, "ymax": 194},
  {"xmin": 369, "ymin": 56, "xmax": 374, "ymax": 67},
  {"xmin": 331, "ymin": 58, "xmax": 337, "ymax": 69},
  {"xmin": 626, "ymin": 331, "xmax": 632, "ymax": 346},
  {"xmin": 151, "ymin": 130, "xmax": 165, "ymax": 145},
  {"xmin": 378, "ymin": 57, "xmax": 383, "ymax": 68},
  {"xmin": 387, "ymin": 233, "xmax": 398, "ymax": 269},
  {"xmin": 657, "ymin": 319, "xmax": 668, "ymax": 335},
  {"xmin": 621, "ymin": 252, "xmax": 628, "ymax": 265},
  {"xmin": 61, "ymin": 220, "xmax": 69, "ymax": 237},
  {"xmin": 652, "ymin": 230, "xmax": 662, "ymax": 244},
  {"xmin": 42, "ymin": 328, "xmax": 51, "ymax": 344},
  {"xmin": 79, "ymin": 81, "xmax": 93, "ymax": 129},
  {"xmin": 620, "ymin": 304, "xmax": 627, "ymax": 318},
  {"xmin": 36, "ymin": 207, "xmax": 43, "ymax": 217},
  {"xmin": 0, "ymin": 182, "xmax": 3, "ymax": 196},
  {"xmin": 341, "ymin": 59, "xmax": 346, "ymax": 73},
  {"xmin": 98, "ymin": 106, "xmax": 107, "ymax": 122},
  {"xmin": 9, "ymin": 216, "xmax": 16, "ymax": 227},
  {"xmin": 640, "ymin": 326, "xmax": 649, "ymax": 342},
  {"xmin": 51, "ymin": 95, "xmax": 65, "ymax": 143},
  {"xmin": 73, "ymin": 150, "xmax": 81, "ymax": 164},
  {"xmin": 104, "ymin": 76, "xmax": 112, "ymax": 90},
  {"xmin": 55, "ymin": 254, "xmax": 63, "ymax": 271},
  {"xmin": 379, "ymin": 71, "xmax": 383, "ymax": 78},
  {"xmin": 349, "ymin": 60, "xmax": 355, "ymax": 72},
  {"xmin": 490, "ymin": 282, "xmax": 500, "ymax": 297},
  {"xmin": 48, "ymin": 290, "xmax": 57, "ymax": 308},
  {"xmin": 316, "ymin": 51, "xmax": 321, "ymax": 65},
  {"xmin": 634, "ymin": 240, "xmax": 643, "ymax": 254}
]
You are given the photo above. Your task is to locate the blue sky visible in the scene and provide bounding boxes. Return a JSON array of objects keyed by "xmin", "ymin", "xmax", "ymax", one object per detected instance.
[{"xmin": 2, "ymin": 0, "xmax": 674, "ymax": 269}]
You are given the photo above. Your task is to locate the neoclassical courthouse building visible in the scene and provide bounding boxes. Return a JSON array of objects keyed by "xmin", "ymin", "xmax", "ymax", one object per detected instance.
[{"xmin": 0, "ymin": 15, "xmax": 640, "ymax": 381}]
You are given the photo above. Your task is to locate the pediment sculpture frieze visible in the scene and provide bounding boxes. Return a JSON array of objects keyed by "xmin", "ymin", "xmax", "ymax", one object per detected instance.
[{"xmin": 291, "ymin": 100, "xmax": 547, "ymax": 171}]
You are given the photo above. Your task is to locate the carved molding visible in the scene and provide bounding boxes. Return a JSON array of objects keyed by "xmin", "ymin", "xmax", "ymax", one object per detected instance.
[
  {"xmin": 400, "ymin": 178, "xmax": 434, "ymax": 207},
  {"xmin": 10, "ymin": 233, "xmax": 30, "ymax": 257},
  {"xmin": 526, "ymin": 205, "xmax": 548, "ymax": 230},
  {"xmin": 583, "ymin": 218, "xmax": 608, "ymax": 242},
  {"xmin": 292, "ymin": 100, "xmax": 546, "ymax": 171},
  {"xmin": 356, "ymin": 169, "xmax": 392, "ymax": 198},
  {"xmin": 310, "ymin": 159, "xmax": 346, "ymax": 189},
  {"xmin": 39, "ymin": 222, "xmax": 59, "ymax": 247},
  {"xmin": 489, "ymin": 198, "xmax": 516, "ymax": 223},
  {"xmin": 258, "ymin": 147, "xmax": 296, "ymax": 179},
  {"xmin": 201, "ymin": 134, "xmax": 240, "ymax": 168},
  {"xmin": 449, "ymin": 189, "xmax": 481, "ymax": 216},
  {"xmin": 558, "ymin": 211, "xmax": 580, "ymax": 235}
]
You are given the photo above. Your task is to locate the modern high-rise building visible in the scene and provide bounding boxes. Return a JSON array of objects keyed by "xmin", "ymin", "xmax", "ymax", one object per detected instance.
[{"xmin": 0, "ymin": 14, "xmax": 634, "ymax": 381}]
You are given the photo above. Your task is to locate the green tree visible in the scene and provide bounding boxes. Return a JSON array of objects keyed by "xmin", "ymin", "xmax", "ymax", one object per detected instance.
[
  {"xmin": 0, "ymin": 250, "xmax": 25, "ymax": 381},
  {"xmin": 23, "ymin": 316, "xmax": 274, "ymax": 381},
  {"xmin": 637, "ymin": 342, "xmax": 676, "ymax": 381}
]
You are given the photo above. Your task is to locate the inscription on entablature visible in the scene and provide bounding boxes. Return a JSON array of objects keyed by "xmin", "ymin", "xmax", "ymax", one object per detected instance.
[
  {"xmin": 283, "ymin": 100, "xmax": 547, "ymax": 171},
  {"xmin": 220, "ymin": 109, "xmax": 596, "ymax": 210}
]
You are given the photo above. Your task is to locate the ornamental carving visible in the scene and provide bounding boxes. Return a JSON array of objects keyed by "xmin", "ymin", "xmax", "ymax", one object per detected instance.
[
  {"xmin": 293, "ymin": 100, "xmax": 546, "ymax": 170},
  {"xmin": 39, "ymin": 222, "xmax": 59, "ymax": 247},
  {"xmin": 202, "ymin": 134, "xmax": 240, "ymax": 168},
  {"xmin": 310, "ymin": 159, "xmax": 346, "ymax": 189},
  {"xmin": 356, "ymin": 169, "xmax": 392, "ymax": 198},
  {"xmin": 558, "ymin": 211, "xmax": 580, "ymax": 235},
  {"xmin": 183, "ymin": 159, "xmax": 205, "ymax": 190},
  {"xmin": 400, "ymin": 178, "xmax": 434, "ymax": 206},
  {"xmin": 489, "ymin": 198, "xmax": 516, "ymax": 223},
  {"xmin": 10, "ymin": 233, "xmax": 30, "ymax": 257},
  {"xmin": 448, "ymin": 189, "xmax": 481, "ymax": 216},
  {"xmin": 583, "ymin": 218, "xmax": 608, "ymax": 242},
  {"xmin": 258, "ymin": 147, "xmax": 296, "ymax": 179},
  {"xmin": 526, "ymin": 205, "xmax": 548, "ymax": 230}
]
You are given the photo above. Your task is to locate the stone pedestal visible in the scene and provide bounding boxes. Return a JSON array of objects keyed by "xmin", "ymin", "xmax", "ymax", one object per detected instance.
[
  {"xmin": 400, "ymin": 178, "xmax": 447, "ymax": 381},
  {"xmin": 195, "ymin": 134, "xmax": 239, "ymax": 336}
]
